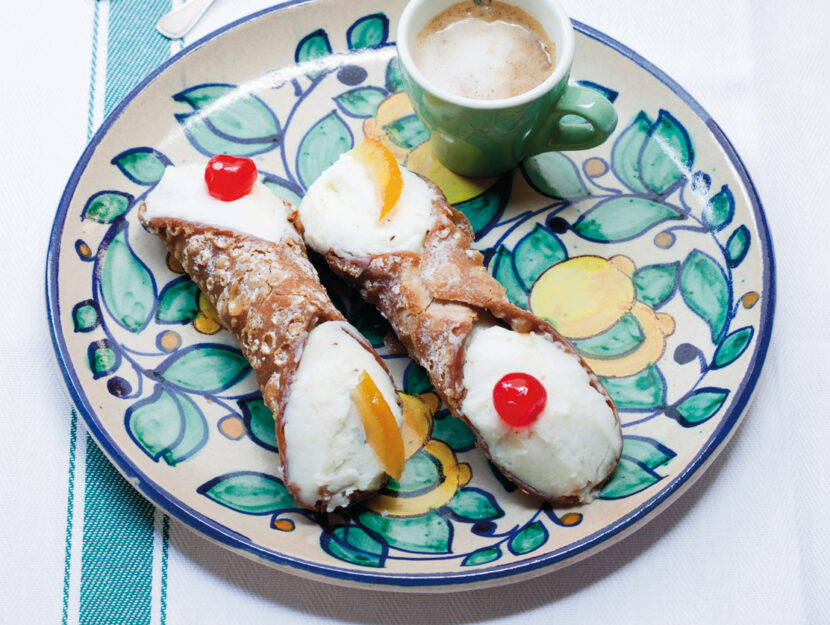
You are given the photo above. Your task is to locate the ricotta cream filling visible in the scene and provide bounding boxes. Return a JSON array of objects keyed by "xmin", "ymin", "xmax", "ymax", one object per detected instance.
[
  {"xmin": 461, "ymin": 324, "xmax": 621, "ymax": 501},
  {"xmin": 282, "ymin": 321, "xmax": 403, "ymax": 510},
  {"xmin": 144, "ymin": 164, "xmax": 297, "ymax": 243},
  {"xmin": 298, "ymin": 152, "xmax": 438, "ymax": 256}
]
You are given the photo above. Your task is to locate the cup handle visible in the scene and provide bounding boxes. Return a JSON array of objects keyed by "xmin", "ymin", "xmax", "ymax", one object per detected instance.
[{"xmin": 524, "ymin": 85, "xmax": 618, "ymax": 156}]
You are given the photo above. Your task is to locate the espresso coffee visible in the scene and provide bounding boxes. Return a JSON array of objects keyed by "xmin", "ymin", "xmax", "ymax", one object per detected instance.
[{"xmin": 412, "ymin": 1, "xmax": 555, "ymax": 100}]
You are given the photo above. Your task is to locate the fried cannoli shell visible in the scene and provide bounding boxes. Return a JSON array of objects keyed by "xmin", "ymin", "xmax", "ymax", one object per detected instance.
[
  {"xmin": 138, "ymin": 203, "xmax": 392, "ymax": 511},
  {"xmin": 315, "ymin": 180, "xmax": 622, "ymax": 505}
]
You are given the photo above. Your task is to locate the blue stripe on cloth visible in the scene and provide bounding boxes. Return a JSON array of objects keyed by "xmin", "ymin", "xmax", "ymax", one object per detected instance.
[{"xmin": 79, "ymin": 1, "xmax": 173, "ymax": 623}]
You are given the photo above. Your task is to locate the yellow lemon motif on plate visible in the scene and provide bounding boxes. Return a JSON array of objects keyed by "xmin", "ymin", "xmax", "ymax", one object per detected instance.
[
  {"xmin": 530, "ymin": 254, "xmax": 675, "ymax": 378},
  {"xmin": 580, "ymin": 301, "xmax": 675, "ymax": 378},
  {"xmin": 193, "ymin": 292, "xmax": 222, "ymax": 334},
  {"xmin": 368, "ymin": 392, "xmax": 472, "ymax": 518},
  {"xmin": 362, "ymin": 92, "xmax": 414, "ymax": 161},
  {"xmin": 363, "ymin": 92, "xmax": 494, "ymax": 204},
  {"xmin": 399, "ymin": 392, "xmax": 438, "ymax": 458},
  {"xmin": 530, "ymin": 255, "xmax": 636, "ymax": 339},
  {"xmin": 404, "ymin": 143, "xmax": 495, "ymax": 205}
]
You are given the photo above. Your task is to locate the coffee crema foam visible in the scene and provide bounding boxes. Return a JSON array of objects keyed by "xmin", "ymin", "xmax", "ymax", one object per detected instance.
[{"xmin": 412, "ymin": 1, "xmax": 555, "ymax": 100}]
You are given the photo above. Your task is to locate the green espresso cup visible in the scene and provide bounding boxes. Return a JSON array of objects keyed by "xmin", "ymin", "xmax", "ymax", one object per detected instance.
[{"xmin": 396, "ymin": 0, "xmax": 617, "ymax": 177}]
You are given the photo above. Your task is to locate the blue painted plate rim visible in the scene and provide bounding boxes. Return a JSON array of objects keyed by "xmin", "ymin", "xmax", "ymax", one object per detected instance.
[{"xmin": 45, "ymin": 0, "xmax": 775, "ymax": 589}]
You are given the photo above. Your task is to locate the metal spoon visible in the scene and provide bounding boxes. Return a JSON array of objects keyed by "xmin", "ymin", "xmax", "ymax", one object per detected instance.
[{"xmin": 156, "ymin": 0, "xmax": 216, "ymax": 40}]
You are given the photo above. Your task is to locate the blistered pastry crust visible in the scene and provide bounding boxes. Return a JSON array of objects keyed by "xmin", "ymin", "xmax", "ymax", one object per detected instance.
[
  {"xmin": 320, "ymin": 178, "xmax": 622, "ymax": 505},
  {"xmin": 139, "ymin": 203, "xmax": 392, "ymax": 511}
]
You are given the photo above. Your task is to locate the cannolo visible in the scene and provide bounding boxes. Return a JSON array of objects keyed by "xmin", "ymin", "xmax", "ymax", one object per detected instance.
[
  {"xmin": 297, "ymin": 139, "xmax": 622, "ymax": 505},
  {"xmin": 139, "ymin": 156, "xmax": 405, "ymax": 512}
]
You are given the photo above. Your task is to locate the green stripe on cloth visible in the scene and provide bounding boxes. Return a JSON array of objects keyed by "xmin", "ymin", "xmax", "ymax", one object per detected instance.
[
  {"xmin": 160, "ymin": 515, "xmax": 170, "ymax": 625},
  {"xmin": 80, "ymin": 443, "xmax": 156, "ymax": 625},
  {"xmin": 86, "ymin": 1, "xmax": 101, "ymax": 142},
  {"xmin": 79, "ymin": 1, "xmax": 173, "ymax": 624},
  {"xmin": 61, "ymin": 411, "xmax": 79, "ymax": 625},
  {"xmin": 105, "ymin": 0, "xmax": 173, "ymax": 114}
]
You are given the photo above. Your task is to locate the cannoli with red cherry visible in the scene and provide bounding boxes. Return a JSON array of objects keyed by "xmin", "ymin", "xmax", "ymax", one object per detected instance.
[
  {"xmin": 139, "ymin": 155, "xmax": 405, "ymax": 512},
  {"xmin": 297, "ymin": 139, "xmax": 622, "ymax": 505}
]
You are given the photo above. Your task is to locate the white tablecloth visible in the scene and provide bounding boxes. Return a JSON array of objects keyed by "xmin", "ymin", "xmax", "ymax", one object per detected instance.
[{"xmin": 3, "ymin": 0, "xmax": 828, "ymax": 623}]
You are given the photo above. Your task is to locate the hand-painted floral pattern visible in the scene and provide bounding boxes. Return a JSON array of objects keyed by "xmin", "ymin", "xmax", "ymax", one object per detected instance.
[{"xmin": 55, "ymin": 7, "xmax": 769, "ymax": 581}]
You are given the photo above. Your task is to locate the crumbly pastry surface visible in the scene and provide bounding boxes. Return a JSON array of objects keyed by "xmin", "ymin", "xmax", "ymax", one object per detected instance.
[
  {"xmin": 318, "ymin": 177, "xmax": 622, "ymax": 504},
  {"xmin": 138, "ymin": 203, "xmax": 395, "ymax": 511}
]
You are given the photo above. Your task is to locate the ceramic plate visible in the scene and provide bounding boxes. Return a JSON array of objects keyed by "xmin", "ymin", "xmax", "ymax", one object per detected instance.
[{"xmin": 46, "ymin": 0, "xmax": 774, "ymax": 590}]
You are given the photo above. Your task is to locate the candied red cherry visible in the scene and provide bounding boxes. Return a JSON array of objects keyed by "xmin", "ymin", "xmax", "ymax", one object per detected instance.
[
  {"xmin": 204, "ymin": 155, "xmax": 257, "ymax": 201},
  {"xmin": 492, "ymin": 372, "xmax": 547, "ymax": 428}
]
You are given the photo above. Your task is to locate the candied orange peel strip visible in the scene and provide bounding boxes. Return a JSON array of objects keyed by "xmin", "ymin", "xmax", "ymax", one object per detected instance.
[
  {"xmin": 353, "ymin": 137, "xmax": 403, "ymax": 221},
  {"xmin": 352, "ymin": 370, "xmax": 405, "ymax": 480}
]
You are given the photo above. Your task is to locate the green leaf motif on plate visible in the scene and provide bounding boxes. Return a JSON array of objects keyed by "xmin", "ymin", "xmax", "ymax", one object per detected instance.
[
  {"xmin": 711, "ymin": 326, "xmax": 753, "ymax": 369},
  {"xmin": 446, "ymin": 487, "xmax": 503, "ymax": 521},
  {"xmin": 634, "ymin": 261, "xmax": 679, "ymax": 308},
  {"xmin": 176, "ymin": 116, "xmax": 275, "ymax": 157},
  {"xmin": 572, "ymin": 196, "xmax": 683, "ymax": 242},
  {"xmin": 386, "ymin": 57, "xmax": 403, "ymax": 92},
  {"xmin": 638, "ymin": 110, "xmax": 693, "ymax": 195},
  {"xmin": 174, "ymin": 84, "xmax": 281, "ymax": 157},
  {"xmin": 111, "ymin": 148, "xmax": 170, "ymax": 185},
  {"xmin": 82, "ymin": 191, "xmax": 133, "ymax": 223},
  {"xmin": 612, "ymin": 111, "xmax": 651, "ymax": 194},
  {"xmin": 621, "ymin": 436, "xmax": 675, "ymax": 469},
  {"xmin": 385, "ymin": 450, "xmax": 441, "ymax": 494},
  {"xmin": 513, "ymin": 224, "xmax": 567, "ymax": 290},
  {"xmin": 346, "ymin": 13, "xmax": 388, "ymax": 50},
  {"xmin": 73, "ymin": 300, "xmax": 100, "ymax": 333},
  {"xmin": 680, "ymin": 250, "xmax": 730, "ymax": 343},
  {"xmin": 156, "ymin": 344, "xmax": 250, "ymax": 392},
  {"xmin": 198, "ymin": 471, "xmax": 294, "ymax": 514},
  {"xmin": 462, "ymin": 546, "xmax": 502, "ymax": 566},
  {"xmin": 126, "ymin": 387, "xmax": 178, "ymax": 458},
  {"xmin": 382, "ymin": 115, "xmax": 429, "ymax": 151},
  {"xmin": 601, "ymin": 436, "xmax": 676, "ymax": 499},
  {"xmin": 572, "ymin": 313, "xmax": 645, "ymax": 360},
  {"xmin": 238, "ymin": 396, "xmax": 278, "ymax": 452},
  {"xmin": 403, "ymin": 362, "xmax": 433, "ymax": 395},
  {"xmin": 358, "ymin": 510, "xmax": 451, "ymax": 554},
  {"xmin": 99, "ymin": 227, "xmax": 156, "ymax": 332},
  {"xmin": 321, "ymin": 526, "xmax": 385, "ymax": 568},
  {"xmin": 522, "ymin": 151, "xmax": 588, "ymax": 198},
  {"xmin": 262, "ymin": 176, "xmax": 303, "ymax": 207},
  {"xmin": 156, "ymin": 277, "xmax": 199, "ymax": 324},
  {"xmin": 599, "ymin": 366, "xmax": 666, "ymax": 411},
  {"xmin": 432, "ymin": 412, "xmax": 477, "ymax": 451},
  {"xmin": 508, "ymin": 521, "xmax": 548, "ymax": 555},
  {"xmin": 126, "ymin": 386, "xmax": 208, "ymax": 465},
  {"xmin": 674, "ymin": 388, "xmax": 729, "ymax": 425},
  {"xmin": 334, "ymin": 87, "xmax": 387, "ymax": 118},
  {"xmin": 295, "ymin": 29, "xmax": 332, "ymax": 79},
  {"xmin": 491, "ymin": 245, "xmax": 527, "ymax": 308},
  {"xmin": 702, "ymin": 185, "xmax": 734, "ymax": 231},
  {"xmin": 87, "ymin": 339, "xmax": 121, "ymax": 379},
  {"xmin": 600, "ymin": 457, "xmax": 660, "ymax": 499},
  {"xmin": 453, "ymin": 175, "xmax": 510, "ymax": 236},
  {"xmin": 726, "ymin": 225, "xmax": 751, "ymax": 267},
  {"xmin": 164, "ymin": 391, "xmax": 207, "ymax": 465},
  {"xmin": 297, "ymin": 111, "xmax": 353, "ymax": 188},
  {"xmin": 175, "ymin": 85, "xmax": 280, "ymax": 140}
]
